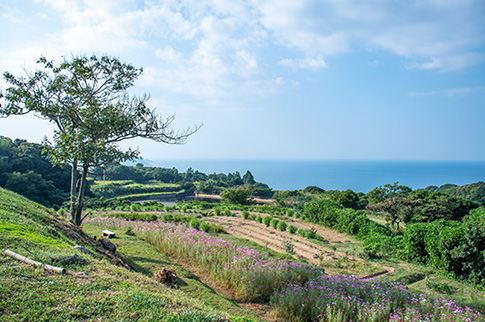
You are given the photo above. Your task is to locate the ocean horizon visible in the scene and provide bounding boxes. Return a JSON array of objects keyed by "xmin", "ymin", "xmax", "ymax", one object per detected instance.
[{"xmin": 145, "ymin": 159, "xmax": 485, "ymax": 193}]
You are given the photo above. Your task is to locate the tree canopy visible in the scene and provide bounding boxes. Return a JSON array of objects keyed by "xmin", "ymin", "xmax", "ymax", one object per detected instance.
[{"xmin": 1, "ymin": 55, "xmax": 199, "ymax": 225}]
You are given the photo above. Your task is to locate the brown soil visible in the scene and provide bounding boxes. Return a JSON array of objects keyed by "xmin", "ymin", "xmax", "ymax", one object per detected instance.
[{"xmin": 206, "ymin": 214, "xmax": 395, "ymax": 277}]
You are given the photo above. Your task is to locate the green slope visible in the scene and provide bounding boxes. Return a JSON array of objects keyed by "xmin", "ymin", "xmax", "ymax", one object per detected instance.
[{"xmin": 0, "ymin": 187, "xmax": 244, "ymax": 321}]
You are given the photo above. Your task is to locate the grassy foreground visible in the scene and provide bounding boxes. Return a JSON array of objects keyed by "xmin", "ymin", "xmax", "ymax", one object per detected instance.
[{"xmin": 0, "ymin": 187, "xmax": 253, "ymax": 321}]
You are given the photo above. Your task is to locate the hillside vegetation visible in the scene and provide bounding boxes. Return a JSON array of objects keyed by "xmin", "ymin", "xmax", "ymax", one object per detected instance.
[{"xmin": 0, "ymin": 187, "xmax": 247, "ymax": 321}]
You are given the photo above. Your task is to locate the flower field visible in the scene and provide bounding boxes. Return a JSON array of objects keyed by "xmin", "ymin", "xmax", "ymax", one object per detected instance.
[
  {"xmin": 85, "ymin": 216, "xmax": 323, "ymax": 301},
  {"xmin": 85, "ymin": 216, "xmax": 485, "ymax": 321},
  {"xmin": 272, "ymin": 274, "xmax": 484, "ymax": 321}
]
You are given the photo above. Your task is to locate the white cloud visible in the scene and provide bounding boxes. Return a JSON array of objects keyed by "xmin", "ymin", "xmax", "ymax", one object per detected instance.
[
  {"xmin": 155, "ymin": 46, "xmax": 182, "ymax": 61},
  {"xmin": 407, "ymin": 87, "xmax": 484, "ymax": 98},
  {"xmin": 279, "ymin": 55, "xmax": 328, "ymax": 71},
  {"xmin": 405, "ymin": 53, "xmax": 485, "ymax": 72}
]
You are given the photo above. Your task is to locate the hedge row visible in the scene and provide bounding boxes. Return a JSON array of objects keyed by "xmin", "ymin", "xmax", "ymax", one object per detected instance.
[{"xmin": 303, "ymin": 198, "xmax": 485, "ymax": 286}]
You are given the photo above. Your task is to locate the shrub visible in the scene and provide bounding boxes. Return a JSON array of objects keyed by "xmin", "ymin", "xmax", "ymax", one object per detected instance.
[
  {"xmin": 270, "ymin": 218, "xmax": 280, "ymax": 229},
  {"xmin": 223, "ymin": 208, "xmax": 231, "ymax": 216},
  {"xmin": 241, "ymin": 210, "xmax": 249, "ymax": 219},
  {"xmin": 130, "ymin": 203, "xmax": 141, "ymax": 212},
  {"xmin": 199, "ymin": 221, "xmax": 211, "ymax": 233},
  {"xmin": 263, "ymin": 216, "xmax": 272, "ymax": 227},
  {"xmin": 255, "ymin": 216, "xmax": 263, "ymax": 223},
  {"xmin": 296, "ymin": 228, "xmax": 307, "ymax": 237},
  {"xmin": 214, "ymin": 207, "xmax": 221, "ymax": 216},
  {"xmin": 286, "ymin": 225, "xmax": 297, "ymax": 234},
  {"xmin": 162, "ymin": 214, "xmax": 173, "ymax": 222},
  {"xmin": 277, "ymin": 221, "xmax": 287, "ymax": 231},
  {"xmin": 189, "ymin": 218, "xmax": 201, "ymax": 230},
  {"xmin": 286, "ymin": 209, "xmax": 294, "ymax": 217},
  {"xmin": 249, "ymin": 214, "xmax": 256, "ymax": 220},
  {"xmin": 108, "ymin": 212, "xmax": 157, "ymax": 222}
]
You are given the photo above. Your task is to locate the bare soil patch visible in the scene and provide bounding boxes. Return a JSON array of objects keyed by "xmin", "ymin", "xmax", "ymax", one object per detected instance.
[{"xmin": 206, "ymin": 215, "xmax": 393, "ymax": 277}]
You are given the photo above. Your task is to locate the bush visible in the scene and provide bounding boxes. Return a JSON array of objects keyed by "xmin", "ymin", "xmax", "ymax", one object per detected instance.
[
  {"xmin": 263, "ymin": 216, "xmax": 272, "ymax": 227},
  {"xmin": 162, "ymin": 214, "xmax": 173, "ymax": 222},
  {"xmin": 256, "ymin": 216, "xmax": 263, "ymax": 223},
  {"xmin": 189, "ymin": 218, "xmax": 201, "ymax": 230},
  {"xmin": 296, "ymin": 228, "xmax": 307, "ymax": 237},
  {"xmin": 199, "ymin": 221, "xmax": 211, "ymax": 233},
  {"xmin": 286, "ymin": 225, "xmax": 297, "ymax": 234},
  {"xmin": 270, "ymin": 218, "xmax": 280, "ymax": 229},
  {"xmin": 241, "ymin": 210, "xmax": 249, "ymax": 219},
  {"xmin": 130, "ymin": 203, "xmax": 141, "ymax": 212},
  {"xmin": 214, "ymin": 207, "xmax": 221, "ymax": 216},
  {"xmin": 277, "ymin": 221, "xmax": 287, "ymax": 231},
  {"xmin": 107, "ymin": 212, "xmax": 157, "ymax": 222},
  {"xmin": 223, "ymin": 208, "xmax": 231, "ymax": 216},
  {"xmin": 249, "ymin": 214, "xmax": 256, "ymax": 220}
]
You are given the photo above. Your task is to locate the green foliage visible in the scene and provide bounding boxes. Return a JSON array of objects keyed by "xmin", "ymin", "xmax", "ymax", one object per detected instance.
[
  {"xmin": 366, "ymin": 182, "xmax": 412, "ymax": 204},
  {"xmin": 255, "ymin": 215, "xmax": 263, "ymax": 223},
  {"xmin": 277, "ymin": 220, "xmax": 287, "ymax": 231},
  {"xmin": 330, "ymin": 189, "xmax": 362, "ymax": 209},
  {"xmin": 270, "ymin": 218, "xmax": 280, "ymax": 229},
  {"xmin": 262, "ymin": 216, "xmax": 272, "ymax": 227},
  {"xmin": 241, "ymin": 210, "xmax": 249, "ymax": 219},
  {"xmin": 426, "ymin": 279, "xmax": 457, "ymax": 295},
  {"xmin": 432, "ymin": 181, "xmax": 485, "ymax": 206},
  {"xmin": 220, "ymin": 187, "xmax": 254, "ymax": 205},
  {"xmin": 189, "ymin": 218, "xmax": 201, "ymax": 230},
  {"xmin": 286, "ymin": 225, "xmax": 297, "ymax": 234},
  {"xmin": 0, "ymin": 136, "xmax": 72, "ymax": 209},
  {"xmin": 104, "ymin": 212, "xmax": 158, "ymax": 222}
]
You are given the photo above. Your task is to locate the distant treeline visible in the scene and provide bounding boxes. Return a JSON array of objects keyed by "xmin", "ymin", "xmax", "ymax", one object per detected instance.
[
  {"xmin": 93, "ymin": 163, "xmax": 274, "ymax": 198},
  {"xmin": 0, "ymin": 136, "xmax": 274, "ymax": 208},
  {"xmin": 0, "ymin": 136, "xmax": 73, "ymax": 208}
]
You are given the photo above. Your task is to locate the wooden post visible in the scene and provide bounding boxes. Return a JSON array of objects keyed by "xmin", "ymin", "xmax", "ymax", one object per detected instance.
[{"xmin": 3, "ymin": 249, "xmax": 66, "ymax": 274}]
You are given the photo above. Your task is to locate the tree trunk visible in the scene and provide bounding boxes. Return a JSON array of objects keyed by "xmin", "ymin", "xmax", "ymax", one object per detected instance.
[
  {"xmin": 74, "ymin": 163, "xmax": 89, "ymax": 226},
  {"xmin": 69, "ymin": 159, "xmax": 78, "ymax": 225}
]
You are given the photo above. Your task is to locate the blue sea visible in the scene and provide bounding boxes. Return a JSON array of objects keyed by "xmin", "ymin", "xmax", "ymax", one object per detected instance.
[{"xmin": 149, "ymin": 159, "xmax": 485, "ymax": 193}]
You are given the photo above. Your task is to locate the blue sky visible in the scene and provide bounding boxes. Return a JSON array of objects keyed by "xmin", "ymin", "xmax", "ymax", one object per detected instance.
[{"xmin": 0, "ymin": 0, "xmax": 484, "ymax": 161}]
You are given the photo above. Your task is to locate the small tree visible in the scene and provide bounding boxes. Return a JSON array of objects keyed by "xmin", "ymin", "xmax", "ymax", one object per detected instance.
[
  {"xmin": 1, "ymin": 55, "xmax": 200, "ymax": 225},
  {"xmin": 220, "ymin": 186, "xmax": 254, "ymax": 205},
  {"xmin": 366, "ymin": 197, "xmax": 416, "ymax": 230}
]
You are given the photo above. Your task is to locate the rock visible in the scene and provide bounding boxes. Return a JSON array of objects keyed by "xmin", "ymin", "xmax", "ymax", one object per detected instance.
[
  {"xmin": 74, "ymin": 245, "xmax": 93, "ymax": 255},
  {"xmin": 51, "ymin": 253, "xmax": 86, "ymax": 266},
  {"xmin": 99, "ymin": 237, "xmax": 117, "ymax": 252}
]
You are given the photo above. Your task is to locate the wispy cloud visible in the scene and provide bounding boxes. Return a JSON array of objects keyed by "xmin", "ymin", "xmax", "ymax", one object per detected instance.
[
  {"xmin": 1, "ymin": 0, "xmax": 484, "ymax": 109},
  {"xmin": 407, "ymin": 87, "xmax": 484, "ymax": 98}
]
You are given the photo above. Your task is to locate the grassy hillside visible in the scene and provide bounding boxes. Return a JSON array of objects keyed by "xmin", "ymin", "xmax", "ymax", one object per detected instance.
[{"xmin": 0, "ymin": 187, "xmax": 250, "ymax": 321}]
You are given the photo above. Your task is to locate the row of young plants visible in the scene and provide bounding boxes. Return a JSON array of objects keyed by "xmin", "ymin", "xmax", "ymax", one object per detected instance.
[
  {"xmin": 240, "ymin": 210, "xmax": 322, "ymax": 240},
  {"xmin": 84, "ymin": 216, "xmax": 323, "ymax": 301},
  {"xmin": 303, "ymin": 198, "xmax": 485, "ymax": 288},
  {"xmin": 83, "ymin": 215, "xmax": 484, "ymax": 321}
]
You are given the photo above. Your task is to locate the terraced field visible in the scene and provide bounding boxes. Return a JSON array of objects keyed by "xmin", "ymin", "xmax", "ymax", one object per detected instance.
[{"xmin": 205, "ymin": 214, "xmax": 391, "ymax": 277}]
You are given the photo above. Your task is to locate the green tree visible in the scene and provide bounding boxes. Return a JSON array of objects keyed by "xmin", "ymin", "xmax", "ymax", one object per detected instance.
[
  {"xmin": 366, "ymin": 182, "xmax": 412, "ymax": 204},
  {"xmin": 1, "ymin": 55, "xmax": 199, "ymax": 225},
  {"xmin": 220, "ymin": 186, "xmax": 254, "ymax": 205},
  {"xmin": 242, "ymin": 170, "xmax": 256, "ymax": 185},
  {"xmin": 366, "ymin": 196, "xmax": 417, "ymax": 230}
]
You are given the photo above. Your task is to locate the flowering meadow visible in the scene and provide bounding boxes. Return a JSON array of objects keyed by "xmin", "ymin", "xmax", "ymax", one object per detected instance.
[
  {"xmin": 84, "ymin": 216, "xmax": 323, "ymax": 301},
  {"xmin": 271, "ymin": 274, "xmax": 484, "ymax": 321},
  {"xmin": 85, "ymin": 216, "xmax": 485, "ymax": 321}
]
